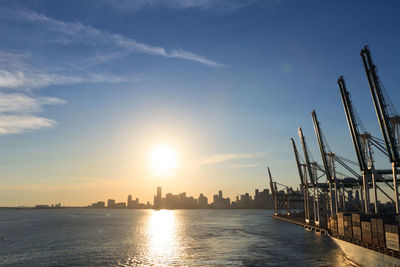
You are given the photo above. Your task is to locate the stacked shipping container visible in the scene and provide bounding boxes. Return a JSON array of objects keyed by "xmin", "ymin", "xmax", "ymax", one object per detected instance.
[{"xmin": 329, "ymin": 213, "xmax": 400, "ymax": 252}]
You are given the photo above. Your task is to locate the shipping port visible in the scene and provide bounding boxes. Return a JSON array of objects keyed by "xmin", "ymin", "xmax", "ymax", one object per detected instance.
[{"xmin": 270, "ymin": 46, "xmax": 400, "ymax": 267}]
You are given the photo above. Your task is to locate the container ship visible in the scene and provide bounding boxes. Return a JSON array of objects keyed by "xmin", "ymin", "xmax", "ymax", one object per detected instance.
[{"xmin": 269, "ymin": 46, "xmax": 400, "ymax": 267}]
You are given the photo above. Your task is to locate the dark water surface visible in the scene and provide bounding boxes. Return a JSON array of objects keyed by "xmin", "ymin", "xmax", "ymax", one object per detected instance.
[{"xmin": 0, "ymin": 209, "xmax": 350, "ymax": 266}]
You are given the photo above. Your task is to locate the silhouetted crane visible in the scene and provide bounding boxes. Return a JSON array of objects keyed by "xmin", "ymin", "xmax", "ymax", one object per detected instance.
[
  {"xmin": 298, "ymin": 127, "xmax": 319, "ymax": 224},
  {"xmin": 312, "ymin": 110, "xmax": 337, "ymax": 215},
  {"xmin": 361, "ymin": 46, "xmax": 400, "ymax": 213},
  {"xmin": 291, "ymin": 138, "xmax": 310, "ymax": 222},
  {"xmin": 268, "ymin": 167, "xmax": 278, "ymax": 215},
  {"xmin": 338, "ymin": 77, "xmax": 373, "ymax": 213}
]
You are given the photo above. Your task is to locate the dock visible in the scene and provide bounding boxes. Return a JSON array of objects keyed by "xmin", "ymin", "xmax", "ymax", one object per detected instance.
[{"xmin": 272, "ymin": 214, "xmax": 328, "ymax": 235}]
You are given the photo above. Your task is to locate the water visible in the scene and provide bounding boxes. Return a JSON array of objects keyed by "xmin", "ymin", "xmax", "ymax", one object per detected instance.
[{"xmin": 0, "ymin": 209, "xmax": 350, "ymax": 266}]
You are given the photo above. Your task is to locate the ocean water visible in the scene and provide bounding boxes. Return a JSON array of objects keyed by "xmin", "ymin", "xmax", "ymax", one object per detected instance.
[{"xmin": 0, "ymin": 209, "xmax": 350, "ymax": 266}]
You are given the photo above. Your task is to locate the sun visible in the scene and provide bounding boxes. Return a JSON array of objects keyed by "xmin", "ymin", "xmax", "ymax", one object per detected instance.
[{"xmin": 148, "ymin": 144, "xmax": 179, "ymax": 176}]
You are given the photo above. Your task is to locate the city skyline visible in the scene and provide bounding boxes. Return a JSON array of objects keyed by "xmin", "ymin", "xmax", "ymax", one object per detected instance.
[
  {"xmin": 28, "ymin": 185, "xmax": 280, "ymax": 209},
  {"xmin": 0, "ymin": 1, "xmax": 400, "ymax": 206},
  {"xmin": 90, "ymin": 186, "xmax": 276, "ymax": 210}
]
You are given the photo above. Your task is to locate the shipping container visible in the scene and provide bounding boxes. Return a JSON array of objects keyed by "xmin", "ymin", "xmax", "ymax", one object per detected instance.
[
  {"xmin": 344, "ymin": 215, "xmax": 352, "ymax": 238},
  {"xmin": 352, "ymin": 226, "xmax": 362, "ymax": 241},
  {"xmin": 338, "ymin": 213, "xmax": 344, "ymax": 236},
  {"xmin": 352, "ymin": 213, "xmax": 361, "ymax": 227},
  {"xmin": 371, "ymin": 218, "xmax": 379, "ymax": 246},
  {"xmin": 385, "ymin": 224, "xmax": 400, "ymax": 251},
  {"xmin": 377, "ymin": 219, "xmax": 385, "ymax": 247},
  {"xmin": 361, "ymin": 221, "xmax": 372, "ymax": 244},
  {"xmin": 330, "ymin": 215, "xmax": 338, "ymax": 235},
  {"xmin": 319, "ymin": 215, "xmax": 327, "ymax": 229}
]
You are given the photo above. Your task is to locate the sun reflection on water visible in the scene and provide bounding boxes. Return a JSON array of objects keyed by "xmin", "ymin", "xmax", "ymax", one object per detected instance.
[{"xmin": 146, "ymin": 210, "xmax": 181, "ymax": 265}]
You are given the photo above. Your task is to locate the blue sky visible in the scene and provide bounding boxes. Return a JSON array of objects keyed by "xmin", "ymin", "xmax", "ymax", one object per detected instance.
[{"xmin": 0, "ymin": 0, "xmax": 399, "ymax": 206}]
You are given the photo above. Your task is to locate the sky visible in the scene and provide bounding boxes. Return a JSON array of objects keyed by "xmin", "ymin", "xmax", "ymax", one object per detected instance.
[{"xmin": 0, "ymin": 0, "xmax": 400, "ymax": 206}]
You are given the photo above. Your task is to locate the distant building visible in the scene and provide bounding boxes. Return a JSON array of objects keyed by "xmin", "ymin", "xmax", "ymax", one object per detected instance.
[
  {"xmin": 198, "ymin": 193, "xmax": 208, "ymax": 208},
  {"xmin": 166, "ymin": 193, "xmax": 174, "ymax": 209},
  {"xmin": 35, "ymin": 205, "xmax": 50, "ymax": 209},
  {"xmin": 179, "ymin": 192, "xmax": 187, "ymax": 208},
  {"xmin": 90, "ymin": 201, "xmax": 105, "ymax": 208},
  {"xmin": 153, "ymin": 186, "xmax": 162, "ymax": 209},
  {"xmin": 114, "ymin": 202, "xmax": 126, "ymax": 208},
  {"xmin": 108, "ymin": 199, "xmax": 115, "ymax": 208},
  {"xmin": 93, "ymin": 186, "xmax": 274, "ymax": 210},
  {"xmin": 127, "ymin": 194, "xmax": 139, "ymax": 208},
  {"xmin": 212, "ymin": 190, "xmax": 230, "ymax": 208}
]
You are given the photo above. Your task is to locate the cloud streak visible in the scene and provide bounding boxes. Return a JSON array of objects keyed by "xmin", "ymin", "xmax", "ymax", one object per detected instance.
[
  {"xmin": 0, "ymin": 115, "xmax": 55, "ymax": 135},
  {"xmin": 0, "ymin": 69, "xmax": 133, "ymax": 90},
  {"xmin": 230, "ymin": 163, "xmax": 261, "ymax": 168},
  {"xmin": 196, "ymin": 153, "xmax": 263, "ymax": 166},
  {"xmin": 0, "ymin": 7, "xmax": 222, "ymax": 134},
  {"xmin": 96, "ymin": 0, "xmax": 260, "ymax": 14},
  {"xmin": 0, "ymin": 92, "xmax": 65, "ymax": 134},
  {"xmin": 17, "ymin": 9, "xmax": 222, "ymax": 67}
]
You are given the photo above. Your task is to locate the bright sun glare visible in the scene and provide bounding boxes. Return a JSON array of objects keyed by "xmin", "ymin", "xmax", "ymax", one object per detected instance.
[{"xmin": 148, "ymin": 144, "xmax": 179, "ymax": 176}]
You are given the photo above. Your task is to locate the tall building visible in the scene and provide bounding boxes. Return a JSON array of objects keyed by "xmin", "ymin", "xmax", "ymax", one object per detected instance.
[
  {"xmin": 166, "ymin": 193, "xmax": 174, "ymax": 209},
  {"xmin": 107, "ymin": 199, "xmax": 115, "ymax": 208},
  {"xmin": 157, "ymin": 186, "xmax": 162, "ymax": 200},
  {"xmin": 153, "ymin": 186, "xmax": 162, "ymax": 209},
  {"xmin": 212, "ymin": 190, "xmax": 230, "ymax": 208},
  {"xmin": 179, "ymin": 192, "xmax": 187, "ymax": 208},
  {"xmin": 198, "ymin": 193, "xmax": 208, "ymax": 208},
  {"xmin": 127, "ymin": 194, "xmax": 139, "ymax": 208}
]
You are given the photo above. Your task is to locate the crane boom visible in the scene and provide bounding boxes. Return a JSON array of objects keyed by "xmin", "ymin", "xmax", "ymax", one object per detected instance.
[
  {"xmin": 361, "ymin": 46, "xmax": 399, "ymax": 165},
  {"xmin": 268, "ymin": 167, "xmax": 278, "ymax": 215},
  {"xmin": 291, "ymin": 138, "xmax": 305, "ymax": 185},
  {"xmin": 338, "ymin": 76, "xmax": 368, "ymax": 173},
  {"xmin": 298, "ymin": 127, "xmax": 315, "ymax": 184},
  {"xmin": 268, "ymin": 167, "xmax": 275, "ymax": 196},
  {"xmin": 311, "ymin": 110, "xmax": 332, "ymax": 180},
  {"xmin": 361, "ymin": 46, "xmax": 399, "ymax": 213}
]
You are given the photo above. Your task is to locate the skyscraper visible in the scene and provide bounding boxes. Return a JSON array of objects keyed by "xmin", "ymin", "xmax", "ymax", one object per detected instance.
[
  {"xmin": 198, "ymin": 193, "xmax": 208, "ymax": 208},
  {"xmin": 154, "ymin": 186, "xmax": 162, "ymax": 209},
  {"xmin": 157, "ymin": 186, "xmax": 162, "ymax": 200},
  {"xmin": 127, "ymin": 194, "xmax": 135, "ymax": 208},
  {"xmin": 107, "ymin": 199, "xmax": 115, "ymax": 208}
]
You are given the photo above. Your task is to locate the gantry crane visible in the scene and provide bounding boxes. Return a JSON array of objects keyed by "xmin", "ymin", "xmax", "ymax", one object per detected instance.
[
  {"xmin": 311, "ymin": 110, "xmax": 337, "ymax": 215},
  {"xmin": 298, "ymin": 127, "xmax": 319, "ymax": 225},
  {"xmin": 361, "ymin": 46, "xmax": 400, "ymax": 213},
  {"xmin": 291, "ymin": 138, "xmax": 310, "ymax": 222},
  {"xmin": 268, "ymin": 167, "xmax": 278, "ymax": 215},
  {"xmin": 338, "ymin": 77, "xmax": 374, "ymax": 213}
]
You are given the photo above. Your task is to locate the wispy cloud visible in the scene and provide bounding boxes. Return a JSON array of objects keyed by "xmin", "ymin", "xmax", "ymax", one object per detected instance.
[
  {"xmin": 16, "ymin": 9, "xmax": 222, "ymax": 67},
  {"xmin": 0, "ymin": 92, "xmax": 65, "ymax": 134},
  {"xmin": 96, "ymin": 0, "xmax": 260, "ymax": 14},
  {"xmin": 0, "ymin": 91, "xmax": 65, "ymax": 113},
  {"xmin": 0, "ymin": 115, "xmax": 55, "ymax": 135},
  {"xmin": 0, "ymin": 50, "xmax": 106, "ymax": 134},
  {"xmin": 0, "ymin": 69, "xmax": 133, "ymax": 90},
  {"xmin": 196, "ymin": 153, "xmax": 263, "ymax": 166},
  {"xmin": 230, "ymin": 163, "xmax": 261, "ymax": 168},
  {"xmin": 0, "ymin": 7, "xmax": 222, "ymax": 134}
]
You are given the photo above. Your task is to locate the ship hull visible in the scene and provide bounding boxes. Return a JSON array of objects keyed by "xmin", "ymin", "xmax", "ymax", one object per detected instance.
[{"xmin": 332, "ymin": 237, "xmax": 400, "ymax": 267}]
